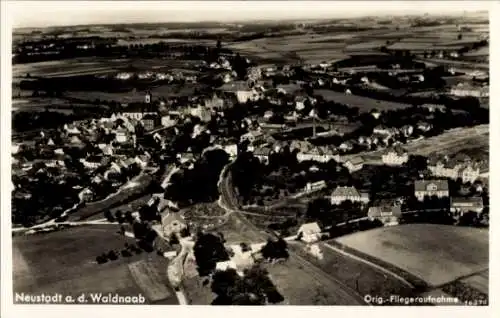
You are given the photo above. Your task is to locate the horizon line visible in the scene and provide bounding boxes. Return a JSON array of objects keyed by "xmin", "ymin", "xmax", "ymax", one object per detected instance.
[{"xmin": 13, "ymin": 9, "xmax": 488, "ymax": 31}]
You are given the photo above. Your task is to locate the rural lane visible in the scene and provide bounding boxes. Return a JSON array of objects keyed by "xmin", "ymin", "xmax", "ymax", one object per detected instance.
[{"xmin": 217, "ymin": 161, "xmax": 367, "ymax": 305}]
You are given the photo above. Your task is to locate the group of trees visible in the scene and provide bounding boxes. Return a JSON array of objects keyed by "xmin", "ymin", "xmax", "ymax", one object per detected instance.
[
  {"xmin": 211, "ymin": 265, "xmax": 284, "ymax": 305},
  {"xmin": 193, "ymin": 232, "xmax": 229, "ymax": 277},
  {"xmin": 260, "ymin": 238, "xmax": 289, "ymax": 261},
  {"xmin": 12, "ymin": 110, "xmax": 94, "ymax": 133},
  {"xmin": 95, "ymin": 242, "xmax": 145, "ymax": 265},
  {"xmin": 306, "ymin": 198, "xmax": 366, "ymax": 228},
  {"xmin": 166, "ymin": 149, "xmax": 229, "ymax": 207}
]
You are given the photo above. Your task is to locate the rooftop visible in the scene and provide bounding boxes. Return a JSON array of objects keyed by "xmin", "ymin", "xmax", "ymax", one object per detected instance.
[
  {"xmin": 414, "ymin": 180, "xmax": 449, "ymax": 192},
  {"xmin": 331, "ymin": 186, "xmax": 362, "ymax": 198}
]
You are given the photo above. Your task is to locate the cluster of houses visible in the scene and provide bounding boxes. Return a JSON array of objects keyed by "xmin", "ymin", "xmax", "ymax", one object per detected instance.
[
  {"xmin": 427, "ymin": 153, "xmax": 482, "ymax": 184},
  {"xmin": 11, "ymin": 111, "xmax": 153, "ymax": 207},
  {"xmin": 296, "ymin": 177, "xmax": 485, "ymax": 243},
  {"xmin": 114, "ymin": 70, "xmax": 196, "ymax": 83}
]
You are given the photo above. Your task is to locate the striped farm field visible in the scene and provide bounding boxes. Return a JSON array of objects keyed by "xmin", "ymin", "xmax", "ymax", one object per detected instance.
[
  {"xmin": 332, "ymin": 224, "xmax": 489, "ymax": 287},
  {"xmin": 128, "ymin": 260, "xmax": 172, "ymax": 302}
]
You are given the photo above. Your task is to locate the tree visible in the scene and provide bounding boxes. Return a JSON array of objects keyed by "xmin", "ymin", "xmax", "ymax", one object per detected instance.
[
  {"xmin": 104, "ymin": 210, "xmax": 115, "ymax": 222},
  {"xmin": 107, "ymin": 251, "xmax": 118, "ymax": 261},
  {"xmin": 169, "ymin": 232, "xmax": 180, "ymax": 245},
  {"xmin": 194, "ymin": 233, "xmax": 230, "ymax": 276},
  {"xmin": 115, "ymin": 210, "xmax": 125, "ymax": 224},
  {"xmin": 261, "ymin": 238, "xmax": 289, "ymax": 261}
]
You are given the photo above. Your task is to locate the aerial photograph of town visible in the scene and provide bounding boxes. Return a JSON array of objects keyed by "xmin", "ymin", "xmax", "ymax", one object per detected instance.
[{"xmin": 3, "ymin": 0, "xmax": 492, "ymax": 309}]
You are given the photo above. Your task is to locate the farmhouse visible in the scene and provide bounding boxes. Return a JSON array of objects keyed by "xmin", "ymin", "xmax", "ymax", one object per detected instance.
[
  {"xmin": 218, "ymin": 81, "xmax": 259, "ymax": 104},
  {"xmin": 204, "ymin": 93, "xmax": 225, "ymax": 110},
  {"xmin": 254, "ymin": 147, "xmax": 272, "ymax": 165},
  {"xmin": 344, "ymin": 156, "xmax": 364, "ymax": 173},
  {"xmin": 120, "ymin": 103, "xmax": 157, "ymax": 121},
  {"xmin": 400, "ymin": 125, "xmax": 414, "ymax": 137},
  {"xmin": 373, "ymin": 125, "xmax": 398, "ymax": 137},
  {"xmin": 330, "ymin": 186, "xmax": 370, "ymax": 205},
  {"xmin": 417, "ymin": 121, "xmax": 432, "ymax": 132},
  {"xmin": 450, "ymin": 83, "xmax": 489, "ymax": 98},
  {"xmin": 450, "ymin": 197, "xmax": 484, "ymax": 216},
  {"xmin": 420, "ymin": 104, "xmax": 446, "ymax": 113},
  {"xmin": 303, "ymin": 180, "xmax": 326, "ymax": 192},
  {"xmin": 222, "ymin": 144, "xmax": 238, "ymax": 159},
  {"xmin": 367, "ymin": 203, "xmax": 402, "ymax": 226},
  {"xmin": 161, "ymin": 212, "xmax": 187, "ymax": 237},
  {"xmin": 240, "ymin": 130, "xmax": 265, "ymax": 144},
  {"xmin": 428, "ymin": 156, "xmax": 480, "ymax": 183},
  {"xmin": 414, "ymin": 180, "xmax": 449, "ymax": 201},
  {"xmin": 297, "ymin": 222, "xmax": 322, "ymax": 243},
  {"xmin": 339, "ymin": 141, "xmax": 354, "ymax": 152},
  {"xmin": 382, "ymin": 146, "xmax": 408, "ymax": 166},
  {"xmin": 78, "ymin": 188, "xmax": 94, "ymax": 202},
  {"xmin": 296, "ymin": 147, "xmax": 340, "ymax": 163},
  {"xmin": 215, "ymin": 260, "xmax": 239, "ymax": 273}
]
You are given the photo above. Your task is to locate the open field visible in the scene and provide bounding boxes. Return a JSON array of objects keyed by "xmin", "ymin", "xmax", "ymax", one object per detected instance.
[
  {"xmin": 314, "ymin": 89, "xmax": 412, "ymax": 112},
  {"xmin": 291, "ymin": 242, "xmax": 416, "ymax": 299},
  {"xmin": 11, "ymin": 96, "xmax": 106, "ymax": 113},
  {"xmin": 459, "ymin": 271, "xmax": 489, "ymax": 295},
  {"xmin": 13, "ymin": 226, "xmax": 177, "ymax": 304},
  {"xmin": 182, "ymin": 276, "xmax": 215, "ymax": 305},
  {"xmin": 128, "ymin": 260, "xmax": 172, "ymax": 302},
  {"xmin": 13, "ymin": 57, "xmax": 200, "ymax": 81},
  {"xmin": 214, "ymin": 213, "xmax": 267, "ymax": 245},
  {"xmin": 264, "ymin": 256, "xmax": 358, "ymax": 305},
  {"xmin": 402, "ymin": 125, "xmax": 489, "ymax": 156},
  {"xmin": 64, "ymin": 82, "xmax": 206, "ymax": 103},
  {"xmin": 333, "ymin": 224, "xmax": 489, "ymax": 287},
  {"xmin": 226, "ymin": 34, "xmax": 351, "ymax": 63}
]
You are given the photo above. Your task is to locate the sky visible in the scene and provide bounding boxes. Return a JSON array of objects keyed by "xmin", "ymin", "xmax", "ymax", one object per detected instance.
[{"xmin": 8, "ymin": 1, "xmax": 492, "ymax": 29}]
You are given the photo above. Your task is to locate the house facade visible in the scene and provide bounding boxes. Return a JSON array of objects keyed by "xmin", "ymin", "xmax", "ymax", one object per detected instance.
[
  {"xmin": 254, "ymin": 147, "xmax": 272, "ymax": 165},
  {"xmin": 414, "ymin": 179, "xmax": 449, "ymax": 201},
  {"xmin": 450, "ymin": 197, "xmax": 484, "ymax": 216},
  {"xmin": 297, "ymin": 222, "xmax": 322, "ymax": 243},
  {"xmin": 330, "ymin": 186, "xmax": 370, "ymax": 205},
  {"xmin": 382, "ymin": 146, "xmax": 408, "ymax": 166},
  {"xmin": 428, "ymin": 159, "xmax": 480, "ymax": 183},
  {"xmin": 344, "ymin": 157, "xmax": 364, "ymax": 173},
  {"xmin": 367, "ymin": 204, "xmax": 402, "ymax": 226},
  {"xmin": 304, "ymin": 180, "xmax": 327, "ymax": 192}
]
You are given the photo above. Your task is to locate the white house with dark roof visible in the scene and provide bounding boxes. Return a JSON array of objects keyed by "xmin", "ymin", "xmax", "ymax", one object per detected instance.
[
  {"xmin": 414, "ymin": 179, "xmax": 449, "ymax": 201},
  {"xmin": 367, "ymin": 203, "xmax": 402, "ymax": 226},
  {"xmin": 304, "ymin": 180, "xmax": 327, "ymax": 192},
  {"xmin": 420, "ymin": 104, "xmax": 446, "ymax": 113},
  {"xmin": 330, "ymin": 186, "xmax": 370, "ymax": 205},
  {"xmin": 297, "ymin": 222, "xmax": 322, "ymax": 243},
  {"xmin": 254, "ymin": 147, "xmax": 272, "ymax": 165},
  {"xmin": 382, "ymin": 146, "xmax": 409, "ymax": 166},
  {"xmin": 240, "ymin": 130, "xmax": 265, "ymax": 144},
  {"xmin": 450, "ymin": 197, "xmax": 484, "ymax": 216},
  {"xmin": 344, "ymin": 156, "xmax": 364, "ymax": 172}
]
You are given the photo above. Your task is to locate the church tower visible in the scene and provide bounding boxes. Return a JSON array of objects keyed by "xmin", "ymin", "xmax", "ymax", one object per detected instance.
[{"xmin": 145, "ymin": 91, "xmax": 152, "ymax": 104}]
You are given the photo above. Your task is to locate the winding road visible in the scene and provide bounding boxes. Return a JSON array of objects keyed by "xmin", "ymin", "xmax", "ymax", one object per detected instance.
[{"xmin": 217, "ymin": 161, "xmax": 367, "ymax": 305}]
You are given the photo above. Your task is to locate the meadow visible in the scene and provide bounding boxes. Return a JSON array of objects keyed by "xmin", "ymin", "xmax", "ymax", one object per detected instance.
[
  {"xmin": 314, "ymin": 89, "xmax": 412, "ymax": 112},
  {"xmin": 333, "ymin": 224, "xmax": 489, "ymax": 287},
  {"xmin": 13, "ymin": 226, "xmax": 178, "ymax": 304}
]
